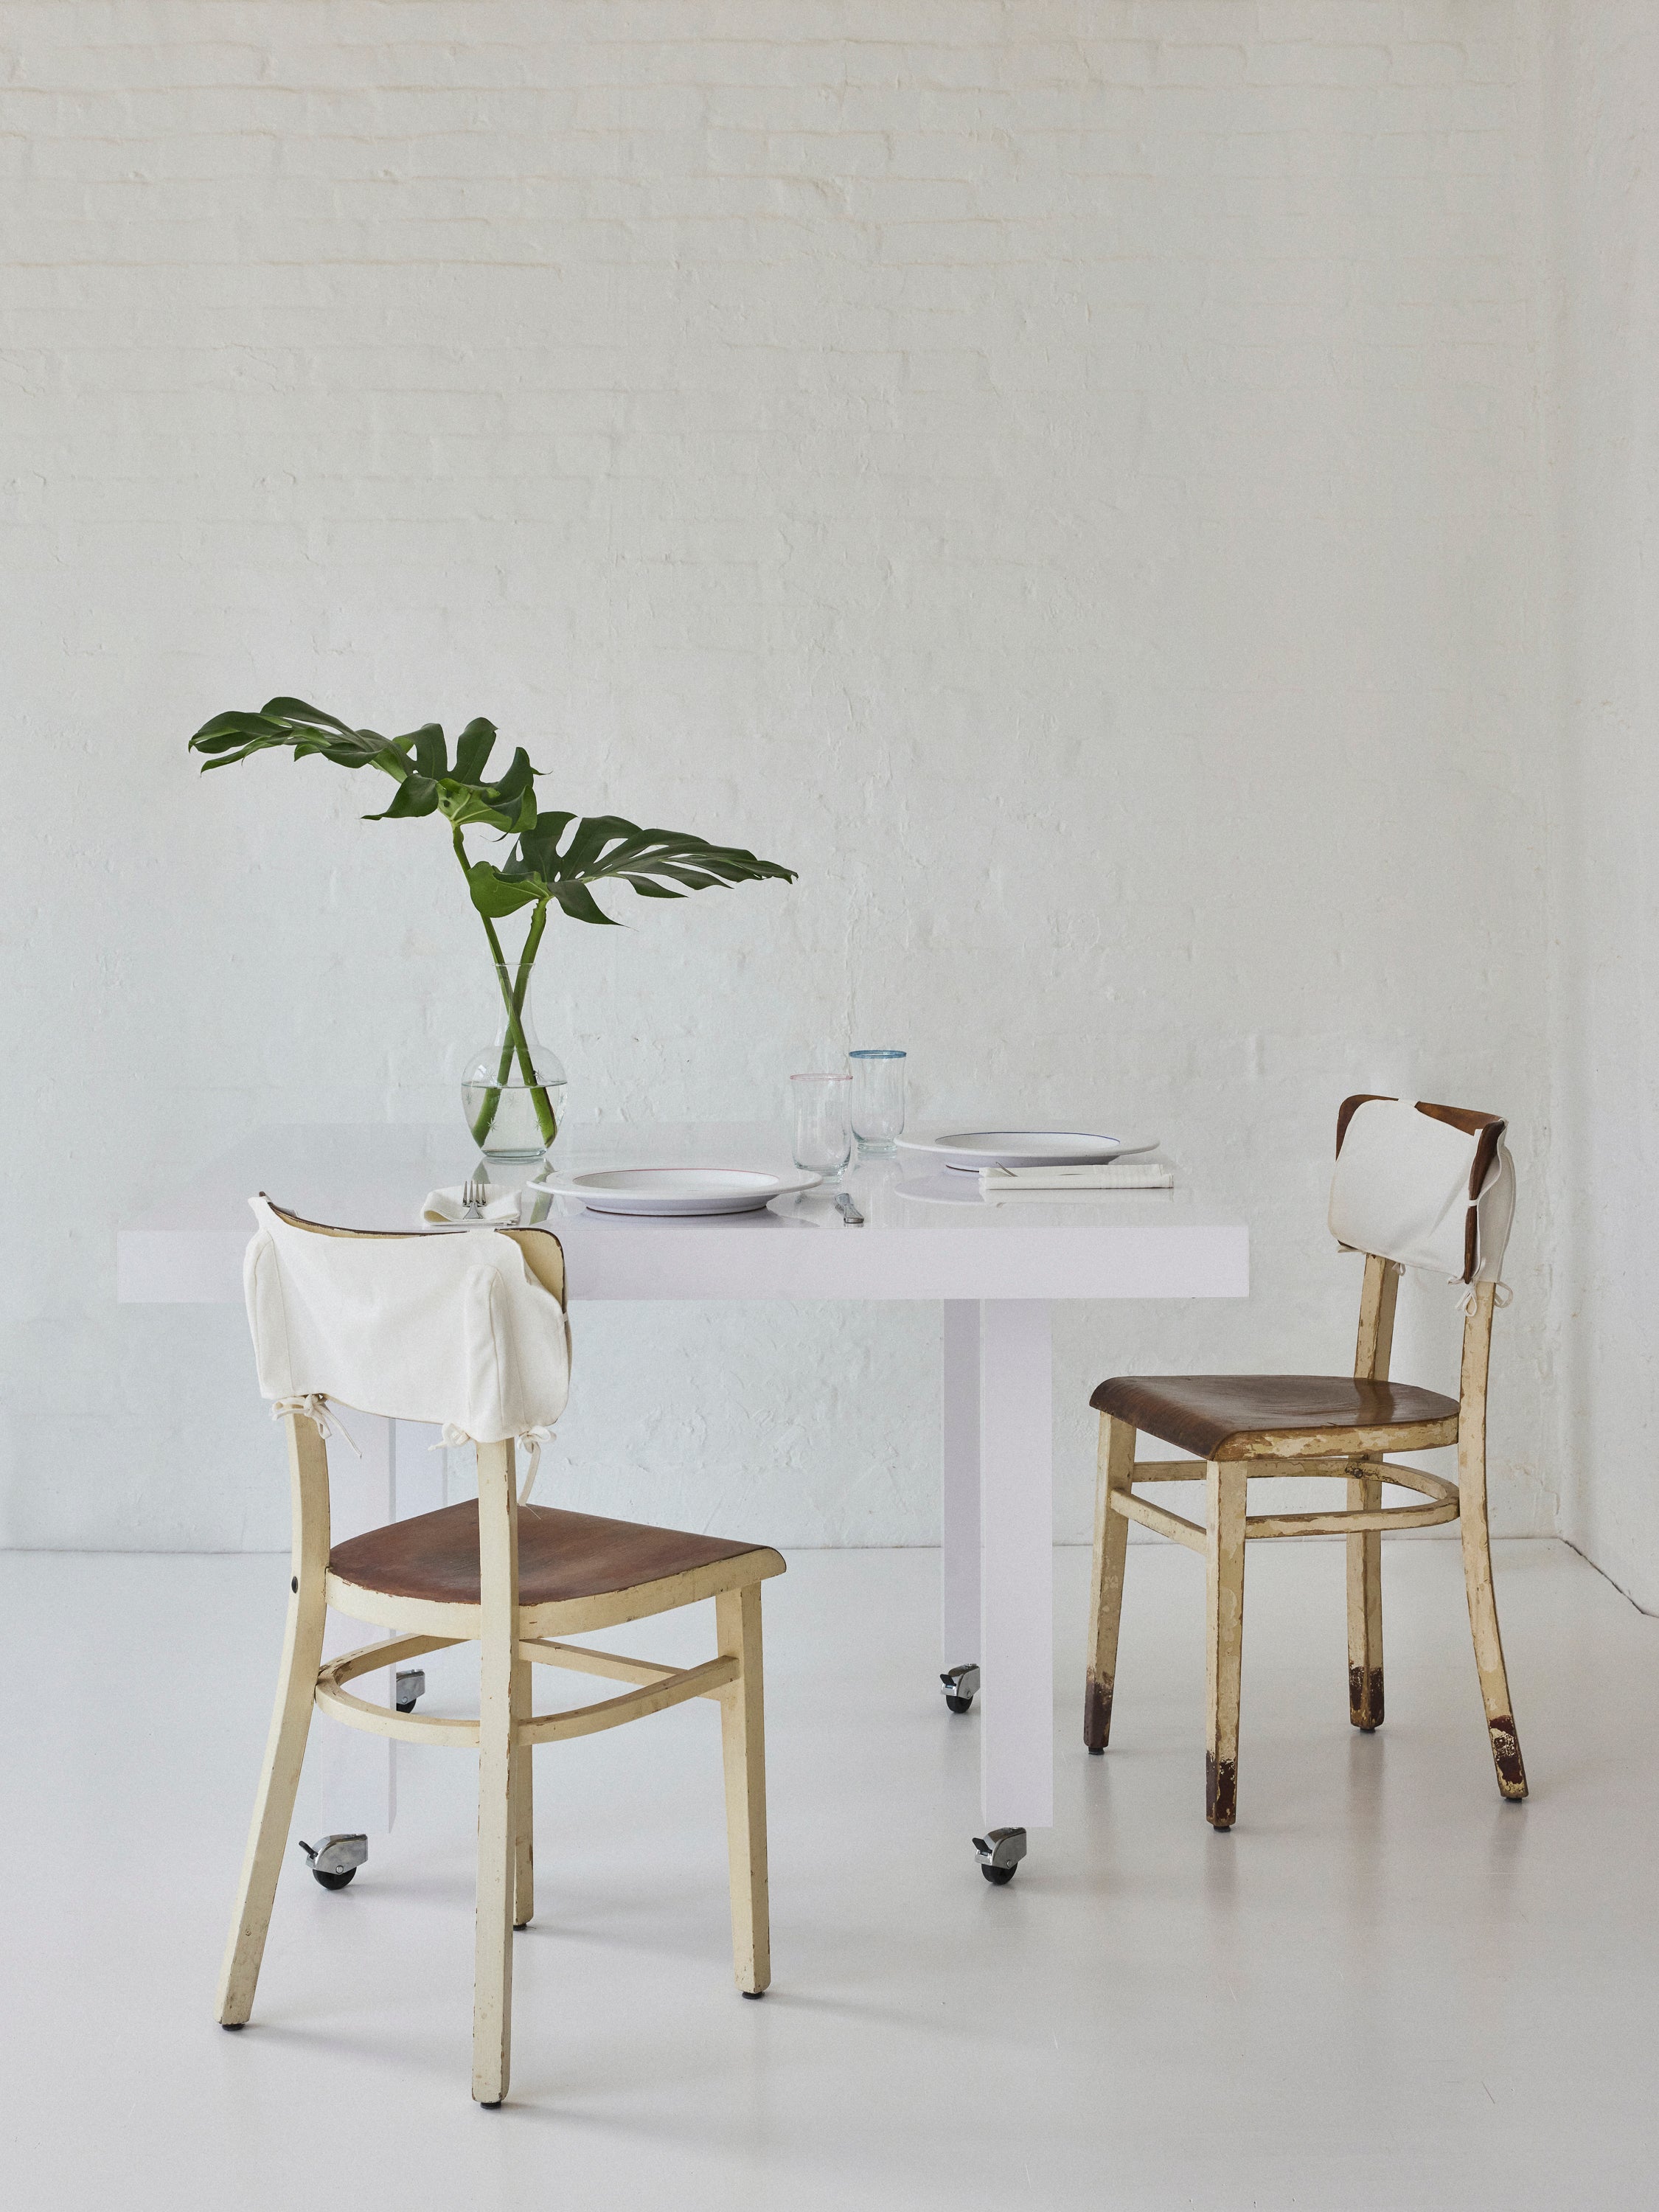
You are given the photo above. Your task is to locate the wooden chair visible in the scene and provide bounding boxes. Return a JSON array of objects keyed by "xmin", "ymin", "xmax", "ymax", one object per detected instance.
[
  {"xmin": 1083, "ymin": 1097, "xmax": 1527, "ymax": 1829},
  {"xmin": 216, "ymin": 1203, "xmax": 784, "ymax": 2105}
]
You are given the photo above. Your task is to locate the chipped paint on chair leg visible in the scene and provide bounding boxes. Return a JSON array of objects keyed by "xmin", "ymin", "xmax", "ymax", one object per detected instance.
[
  {"xmin": 717, "ymin": 1585, "xmax": 771, "ymax": 1995},
  {"xmin": 1346, "ymin": 1254, "xmax": 1398, "ymax": 1733},
  {"xmin": 512, "ymin": 1655, "xmax": 534, "ymax": 1930},
  {"xmin": 1457, "ymin": 1286, "xmax": 1528, "ymax": 1801},
  {"xmin": 218, "ymin": 1413, "xmax": 330, "ymax": 2026},
  {"xmin": 1205, "ymin": 1461, "xmax": 1248, "ymax": 1829},
  {"xmin": 1346, "ymin": 1470, "xmax": 1385, "ymax": 1731},
  {"xmin": 1085, "ymin": 1414, "xmax": 1135, "ymax": 1753},
  {"xmin": 472, "ymin": 1441, "xmax": 519, "ymax": 2104},
  {"xmin": 1461, "ymin": 1494, "xmax": 1527, "ymax": 1796}
]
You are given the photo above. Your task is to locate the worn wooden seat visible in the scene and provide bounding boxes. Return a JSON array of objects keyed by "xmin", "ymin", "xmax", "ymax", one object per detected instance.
[
  {"xmin": 330, "ymin": 1500, "xmax": 778, "ymax": 1613},
  {"xmin": 1084, "ymin": 1097, "xmax": 1528, "ymax": 1832},
  {"xmin": 1090, "ymin": 1376, "xmax": 1461, "ymax": 1463}
]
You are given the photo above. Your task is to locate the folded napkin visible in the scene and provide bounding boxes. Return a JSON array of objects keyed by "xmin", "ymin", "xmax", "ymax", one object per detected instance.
[
  {"xmin": 422, "ymin": 1183, "xmax": 521, "ymax": 1225},
  {"xmin": 980, "ymin": 1161, "xmax": 1175, "ymax": 1194}
]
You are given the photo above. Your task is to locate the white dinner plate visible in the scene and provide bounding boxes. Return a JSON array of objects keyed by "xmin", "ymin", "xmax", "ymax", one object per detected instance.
[
  {"xmin": 895, "ymin": 1130, "xmax": 1156, "ymax": 1174},
  {"xmin": 535, "ymin": 1166, "xmax": 821, "ymax": 1217}
]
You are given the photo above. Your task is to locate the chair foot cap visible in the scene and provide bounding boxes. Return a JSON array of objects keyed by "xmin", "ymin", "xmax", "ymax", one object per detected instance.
[
  {"xmin": 742, "ymin": 1989, "xmax": 766, "ymax": 1999},
  {"xmin": 220, "ymin": 2023, "xmax": 246, "ymax": 2031}
]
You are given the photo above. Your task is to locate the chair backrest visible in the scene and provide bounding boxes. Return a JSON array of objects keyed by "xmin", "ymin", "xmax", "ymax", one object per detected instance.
[
  {"xmin": 1329, "ymin": 1096, "xmax": 1514, "ymax": 1286},
  {"xmin": 243, "ymin": 1196, "xmax": 571, "ymax": 1443}
]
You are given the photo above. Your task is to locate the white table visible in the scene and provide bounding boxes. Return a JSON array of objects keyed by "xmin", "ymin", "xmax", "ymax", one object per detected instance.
[{"xmin": 118, "ymin": 1122, "xmax": 1248, "ymax": 1872}]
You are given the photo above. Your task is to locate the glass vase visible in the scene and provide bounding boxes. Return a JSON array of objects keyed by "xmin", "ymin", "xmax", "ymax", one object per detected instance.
[{"xmin": 462, "ymin": 963, "xmax": 567, "ymax": 1163}]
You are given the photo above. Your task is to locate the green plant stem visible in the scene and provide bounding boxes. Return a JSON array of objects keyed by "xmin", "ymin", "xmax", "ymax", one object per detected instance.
[
  {"xmin": 456, "ymin": 827, "xmax": 557, "ymax": 1150},
  {"xmin": 497, "ymin": 903, "xmax": 558, "ymax": 1143}
]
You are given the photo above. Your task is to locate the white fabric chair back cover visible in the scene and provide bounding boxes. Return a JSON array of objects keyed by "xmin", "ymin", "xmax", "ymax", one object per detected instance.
[
  {"xmin": 1328, "ymin": 1097, "xmax": 1514, "ymax": 1286},
  {"xmin": 243, "ymin": 1196, "xmax": 571, "ymax": 1442}
]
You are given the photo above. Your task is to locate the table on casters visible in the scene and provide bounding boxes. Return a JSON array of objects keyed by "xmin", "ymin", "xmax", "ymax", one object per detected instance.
[{"xmin": 117, "ymin": 1121, "xmax": 1249, "ymax": 1885}]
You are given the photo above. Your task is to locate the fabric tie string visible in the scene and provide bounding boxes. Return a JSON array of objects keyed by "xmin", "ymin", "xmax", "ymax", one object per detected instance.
[
  {"xmin": 271, "ymin": 1394, "xmax": 363, "ymax": 1457},
  {"xmin": 515, "ymin": 1426, "xmax": 553, "ymax": 1503},
  {"xmin": 434, "ymin": 1422, "xmax": 556, "ymax": 1503},
  {"xmin": 1457, "ymin": 1281, "xmax": 1513, "ymax": 1316}
]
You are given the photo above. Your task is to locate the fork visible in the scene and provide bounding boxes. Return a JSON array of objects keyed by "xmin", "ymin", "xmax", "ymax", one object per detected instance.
[{"xmin": 462, "ymin": 1173, "xmax": 487, "ymax": 1221}]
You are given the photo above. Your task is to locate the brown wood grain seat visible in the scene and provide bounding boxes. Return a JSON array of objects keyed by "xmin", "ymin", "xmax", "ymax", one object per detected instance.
[
  {"xmin": 1090, "ymin": 1375, "xmax": 1461, "ymax": 1462},
  {"xmin": 330, "ymin": 1500, "xmax": 781, "ymax": 1610}
]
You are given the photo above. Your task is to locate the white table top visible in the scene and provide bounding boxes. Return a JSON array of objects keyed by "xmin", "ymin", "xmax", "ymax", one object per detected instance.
[{"xmin": 118, "ymin": 1122, "xmax": 1250, "ymax": 1304}]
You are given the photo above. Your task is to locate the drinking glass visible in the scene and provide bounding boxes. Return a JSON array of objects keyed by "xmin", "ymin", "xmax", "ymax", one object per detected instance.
[
  {"xmin": 849, "ymin": 1048, "xmax": 906, "ymax": 1154},
  {"xmin": 790, "ymin": 1072, "xmax": 852, "ymax": 1183}
]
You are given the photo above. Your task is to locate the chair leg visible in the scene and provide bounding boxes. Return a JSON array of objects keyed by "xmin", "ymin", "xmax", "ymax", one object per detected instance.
[
  {"xmin": 1205, "ymin": 1461, "xmax": 1248, "ymax": 1829},
  {"xmin": 215, "ymin": 1573, "xmax": 327, "ymax": 2025},
  {"xmin": 1085, "ymin": 1415, "xmax": 1135, "ymax": 1753},
  {"xmin": 218, "ymin": 1412, "xmax": 330, "ymax": 2028},
  {"xmin": 1346, "ymin": 1464, "xmax": 1385, "ymax": 1729},
  {"xmin": 716, "ymin": 1585, "xmax": 771, "ymax": 1996},
  {"xmin": 512, "ymin": 1655, "xmax": 535, "ymax": 1930},
  {"xmin": 1459, "ymin": 1452, "xmax": 1528, "ymax": 1801},
  {"xmin": 473, "ymin": 1443, "xmax": 519, "ymax": 2104}
]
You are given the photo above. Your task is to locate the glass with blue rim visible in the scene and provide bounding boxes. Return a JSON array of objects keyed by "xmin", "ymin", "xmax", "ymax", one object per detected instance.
[{"xmin": 848, "ymin": 1048, "xmax": 906, "ymax": 1157}]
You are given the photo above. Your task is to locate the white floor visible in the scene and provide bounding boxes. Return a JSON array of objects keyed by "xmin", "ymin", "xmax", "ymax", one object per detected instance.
[{"xmin": 4, "ymin": 1538, "xmax": 1655, "ymax": 2211}]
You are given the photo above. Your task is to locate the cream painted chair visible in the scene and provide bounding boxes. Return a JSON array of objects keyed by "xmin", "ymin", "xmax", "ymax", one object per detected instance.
[
  {"xmin": 217, "ymin": 1200, "xmax": 784, "ymax": 2105},
  {"xmin": 1083, "ymin": 1097, "xmax": 1527, "ymax": 1829}
]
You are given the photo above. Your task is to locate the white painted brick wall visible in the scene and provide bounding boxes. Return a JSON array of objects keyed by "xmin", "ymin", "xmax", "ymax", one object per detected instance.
[
  {"xmin": 1, "ymin": 2, "xmax": 1558, "ymax": 1550},
  {"xmin": 1546, "ymin": 1, "xmax": 1659, "ymax": 1612}
]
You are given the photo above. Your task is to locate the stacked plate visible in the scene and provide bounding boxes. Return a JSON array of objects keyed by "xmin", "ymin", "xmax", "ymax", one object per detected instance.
[
  {"xmin": 895, "ymin": 1130, "xmax": 1151, "ymax": 1175},
  {"xmin": 533, "ymin": 1166, "xmax": 820, "ymax": 1218}
]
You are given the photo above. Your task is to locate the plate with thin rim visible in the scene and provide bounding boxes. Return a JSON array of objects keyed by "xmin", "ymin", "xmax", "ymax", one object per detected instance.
[
  {"xmin": 535, "ymin": 1166, "xmax": 821, "ymax": 1217},
  {"xmin": 895, "ymin": 1130, "xmax": 1157, "ymax": 1174}
]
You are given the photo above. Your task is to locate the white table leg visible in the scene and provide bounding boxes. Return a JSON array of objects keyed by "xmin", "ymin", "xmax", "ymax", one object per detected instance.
[
  {"xmin": 978, "ymin": 1300, "xmax": 1054, "ymax": 1834},
  {"xmin": 941, "ymin": 1301, "xmax": 983, "ymax": 1672}
]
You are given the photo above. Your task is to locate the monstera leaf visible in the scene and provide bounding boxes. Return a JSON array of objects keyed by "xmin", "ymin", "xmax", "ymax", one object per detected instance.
[
  {"xmin": 188, "ymin": 699, "xmax": 794, "ymax": 923},
  {"xmin": 467, "ymin": 810, "xmax": 796, "ymax": 926},
  {"xmin": 187, "ymin": 694, "xmax": 797, "ymax": 1150},
  {"xmin": 189, "ymin": 698, "xmax": 539, "ymax": 837}
]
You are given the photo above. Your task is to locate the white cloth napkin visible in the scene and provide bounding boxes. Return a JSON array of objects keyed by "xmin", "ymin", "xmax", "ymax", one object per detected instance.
[
  {"xmin": 421, "ymin": 1183, "xmax": 522, "ymax": 1225},
  {"xmin": 979, "ymin": 1160, "xmax": 1175, "ymax": 1195}
]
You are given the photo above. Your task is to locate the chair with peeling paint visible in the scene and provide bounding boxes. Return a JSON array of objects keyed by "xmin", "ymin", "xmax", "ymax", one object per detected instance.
[
  {"xmin": 1082, "ymin": 1096, "xmax": 1526, "ymax": 1829},
  {"xmin": 216, "ymin": 1198, "xmax": 784, "ymax": 2106}
]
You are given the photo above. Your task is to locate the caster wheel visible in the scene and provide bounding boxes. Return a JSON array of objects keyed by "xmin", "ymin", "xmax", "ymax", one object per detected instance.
[
  {"xmin": 940, "ymin": 1663, "xmax": 981, "ymax": 1715},
  {"xmin": 298, "ymin": 1834, "xmax": 367, "ymax": 1889},
  {"xmin": 973, "ymin": 1826, "xmax": 1027, "ymax": 1885},
  {"xmin": 945, "ymin": 1695, "xmax": 974, "ymax": 1715}
]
